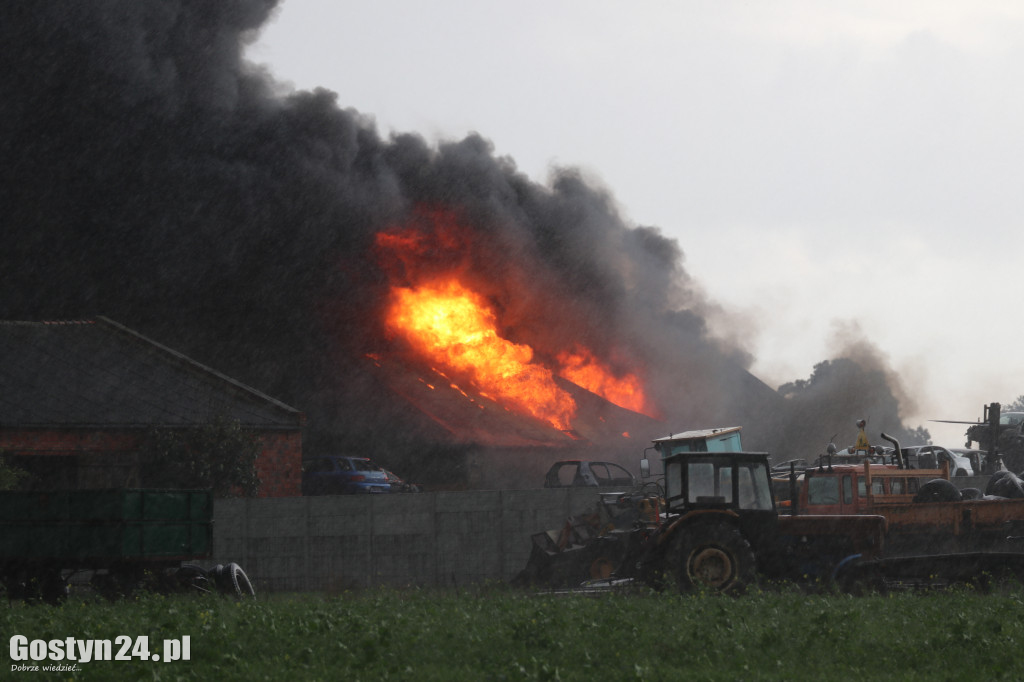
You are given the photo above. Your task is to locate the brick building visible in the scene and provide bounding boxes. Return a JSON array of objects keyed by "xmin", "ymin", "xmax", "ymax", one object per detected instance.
[{"xmin": 0, "ymin": 317, "xmax": 304, "ymax": 496}]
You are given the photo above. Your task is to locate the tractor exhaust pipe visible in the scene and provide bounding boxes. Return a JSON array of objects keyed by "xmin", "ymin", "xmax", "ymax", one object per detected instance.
[{"xmin": 880, "ymin": 432, "xmax": 904, "ymax": 469}]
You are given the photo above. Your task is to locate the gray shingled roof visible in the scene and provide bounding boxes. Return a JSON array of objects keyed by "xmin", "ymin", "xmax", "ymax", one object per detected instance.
[{"xmin": 0, "ymin": 317, "xmax": 302, "ymax": 429}]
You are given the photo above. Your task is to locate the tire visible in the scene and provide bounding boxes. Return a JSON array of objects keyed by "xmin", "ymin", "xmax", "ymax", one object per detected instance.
[
  {"xmin": 986, "ymin": 470, "xmax": 1013, "ymax": 495},
  {"xmin": 668, "ymin": 520, "xmax": 756, "ymax": 594},
  {"xmin": 913, "ymin": 479, "xmax": 962, "ymax": 503},
  {"xmin": 960, "ymin": 487, "xmax": 982, "ymax": 500},
  {"xmin": 988, "ymin": 472, "xmax": 1024, "ymax": 499},
  {"xmin": 214, "ymin": 562, "xmax": 255, "ymax": 599},
  {"xmin": 175, "ymin": 564, "xmax": 213, "ymax": 594}
]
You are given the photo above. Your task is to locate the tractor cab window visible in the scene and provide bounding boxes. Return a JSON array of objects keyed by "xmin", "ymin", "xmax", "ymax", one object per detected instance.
[
  {"xmin": 843, "ymin": 475, "xmax": 853, "ymax": 504},
  {"xmin": 717, "ymin": 467, "xmax": 733, "ymax": 504},
  {"xmin": 666, "ymin": 460, "xmax": 683, "ymax": 500},
  {"xmin": 736, "ymin": 462, "xmax": 773, "ymax": 510},
  {"xmin": 890, "ymin": 478, "xmax": 906, "ymax": 495},
  {"xmin": 808, "ymin": 476, "xmax": 840, "ymax": 505},
  {"xmin": 686, "ymin": 460, "xmax": 732, "ymax": 504}
]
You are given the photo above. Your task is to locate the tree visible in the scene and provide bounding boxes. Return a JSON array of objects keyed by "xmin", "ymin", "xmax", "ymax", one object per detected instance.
[
  {"xmin": 139, "ymin": 415, "xmax": 260, "ymax": 497},
  {"xmin": 1003, "ymin": 395, "xmax": 1024, "ymax": 413},
  {"xmin": 902, "ymin": 425, "xmax": 932, "ymax": 446}
]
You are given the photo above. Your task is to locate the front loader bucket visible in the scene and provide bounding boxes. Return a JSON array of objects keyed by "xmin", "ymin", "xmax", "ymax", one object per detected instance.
[{"xmin": 512, "ymin": 531, "xmax": 630, "ymax": 589}]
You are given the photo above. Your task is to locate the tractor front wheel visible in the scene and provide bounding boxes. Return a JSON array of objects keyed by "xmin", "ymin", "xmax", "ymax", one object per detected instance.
[{"xmin": 669, "ymin": 520, "xmax": 756, "ymax": 594}]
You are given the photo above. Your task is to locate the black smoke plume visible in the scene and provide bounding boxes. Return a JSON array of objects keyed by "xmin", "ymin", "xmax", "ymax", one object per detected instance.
[{"xmin": 0, "ymin": 1, "xmax": 923, "ymax": 483}]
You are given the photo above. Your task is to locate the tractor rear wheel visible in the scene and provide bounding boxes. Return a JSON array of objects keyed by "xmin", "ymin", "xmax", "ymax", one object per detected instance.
[{"xmin": 669, "ymin": 520, "xmax": 756, "ymax": 594}]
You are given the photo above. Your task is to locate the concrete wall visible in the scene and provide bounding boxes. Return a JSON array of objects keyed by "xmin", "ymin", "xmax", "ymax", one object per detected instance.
[{"xmin": 211, "ymin": 488, "xmax": 608, "ymax": 593}]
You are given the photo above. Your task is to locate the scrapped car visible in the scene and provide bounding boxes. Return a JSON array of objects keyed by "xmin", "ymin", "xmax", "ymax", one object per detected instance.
[
  {"xmin": 543, "ymin": 460, "xmax": 637, "ymax": 489},
  {"xmin": 949, "ymin": 448, "xmax": 1002, "ymax": 475},
  {"xmin": 301, "ymin": 455, "xmax": 391, "ymax": 495},
  {"xmin": 903, "ymin": 445, "xmax": 974, "ymax": 476}
]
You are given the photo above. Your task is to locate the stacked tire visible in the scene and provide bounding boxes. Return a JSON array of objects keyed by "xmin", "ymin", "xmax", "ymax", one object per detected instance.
[{"xmin": 985, "ymin": 470, "xmax": 1024, "ymax": 499}]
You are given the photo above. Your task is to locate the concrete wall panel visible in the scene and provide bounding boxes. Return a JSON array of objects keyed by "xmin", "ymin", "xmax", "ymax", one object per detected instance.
[{"xmin": 211, "ymin": 488, "xmax": 613, "ymax": 592}]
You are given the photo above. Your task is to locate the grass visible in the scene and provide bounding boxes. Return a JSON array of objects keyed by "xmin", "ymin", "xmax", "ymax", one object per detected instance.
[{"xmin": 4, "ymin": 585, "xmax": 1024, "ymax": 681}]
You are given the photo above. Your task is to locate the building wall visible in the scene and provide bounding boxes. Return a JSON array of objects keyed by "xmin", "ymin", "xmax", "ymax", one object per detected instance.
[
  {"xmin": 255, "ymin": 431, "xmax": 303, "ymax": 498},
  {"xmin": 209, "ymin": 488, "xmax": 609, "ymax": 592},
  {"xmin": 0, "ymin": 427, "xmax": 301, "ymax": 497},
  {"xmin": 0, "ymin": 429, "xmax": 139, "ymax": 454}
]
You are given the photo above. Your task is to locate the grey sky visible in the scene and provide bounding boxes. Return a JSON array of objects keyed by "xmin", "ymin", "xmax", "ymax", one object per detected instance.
[{"xmin": 246, "ymin": 1, "xmax": 1024, "ymax": 444}]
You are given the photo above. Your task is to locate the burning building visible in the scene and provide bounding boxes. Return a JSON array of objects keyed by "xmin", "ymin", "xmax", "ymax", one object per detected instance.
[{"xmin": 350, "ymin": 207, "xmax": 780, "ymax": 488}]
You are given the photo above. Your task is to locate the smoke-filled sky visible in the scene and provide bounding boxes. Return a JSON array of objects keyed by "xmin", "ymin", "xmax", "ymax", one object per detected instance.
[
  {"xmin": 2, "ymin": 0, "xmax": 1015, "ymax": 473},
  {"xmin": 248, "ymin": 1, "xmax": 1024, "ymax": 446}
]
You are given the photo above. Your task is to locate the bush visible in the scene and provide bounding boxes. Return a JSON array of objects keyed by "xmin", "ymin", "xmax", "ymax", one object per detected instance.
[{"xmin": 139, "ymin": 415, "xmax": 260, "ymax": 497}]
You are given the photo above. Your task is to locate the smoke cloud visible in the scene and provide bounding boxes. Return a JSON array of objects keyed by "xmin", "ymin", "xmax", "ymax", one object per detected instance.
[{"xmin": 0, "ymin": 1, "xmax": 922, "ymax": 483}]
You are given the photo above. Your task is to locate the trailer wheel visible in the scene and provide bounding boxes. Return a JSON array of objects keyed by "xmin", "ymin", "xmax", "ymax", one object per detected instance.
[
  {"xmin": 669, "ymin": 520, "xmax": 756, "ymax": 594},
  {"xmin": 214, "ymin": 562, "xmax": 255, "ymax": 599}
]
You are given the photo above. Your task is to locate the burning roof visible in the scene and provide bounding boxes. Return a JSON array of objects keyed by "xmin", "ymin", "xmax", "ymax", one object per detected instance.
[
  {"xmin": 368, "ymin": 353, "xmax": 660, "ymax": 450},
  {"xmin": 372, "ymin": 208, "xmax": 659, "ymax": 435}
]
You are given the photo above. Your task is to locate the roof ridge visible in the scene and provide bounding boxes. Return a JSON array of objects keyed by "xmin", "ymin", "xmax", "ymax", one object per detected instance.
[
  {"xmin": 0, "ymin": 316, "xmax": 303, "ymax": 428},
  {"xmin": 94, "ymin": 317, "xmax": 302, "ymax": 419}
]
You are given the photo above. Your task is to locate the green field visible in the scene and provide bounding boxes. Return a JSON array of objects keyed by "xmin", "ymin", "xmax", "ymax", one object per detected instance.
[{"xmin": 4, "ymin": 586, "xmax": 1024, "ymax": 681}]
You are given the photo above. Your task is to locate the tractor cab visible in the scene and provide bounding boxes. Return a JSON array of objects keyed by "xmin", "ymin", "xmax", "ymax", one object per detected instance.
[
  {"xmin": 641, "ymin": 428, "xmax": 775, "ymax": 516},
  {"xmin": 660, "ymin": 451, "xmax": 776, "ymax": 512}
]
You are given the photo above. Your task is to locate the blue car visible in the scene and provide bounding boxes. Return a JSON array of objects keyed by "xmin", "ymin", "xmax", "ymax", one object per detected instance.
[{"xmin": 301, "ymin": 455, "xmax": 392, "ymax": 495}]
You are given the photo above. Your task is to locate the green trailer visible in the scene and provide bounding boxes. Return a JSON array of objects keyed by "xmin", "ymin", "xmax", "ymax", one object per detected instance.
[{"xmin": 0, "ymin": 489, "xmax": 252, "ymax": 603}]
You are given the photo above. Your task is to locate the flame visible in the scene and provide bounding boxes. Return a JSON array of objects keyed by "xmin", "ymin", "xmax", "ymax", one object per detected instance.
[
  {"xmin": 385, "ymin": 278, "xmax": 576, "ymax": 430},
  {"xmin": 556, "ymin": 347, "xmax": 652, "ymax": 416},
  {"xmin": 376, "ymin": 210, "xmax": 658, "ymax": 429}
]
